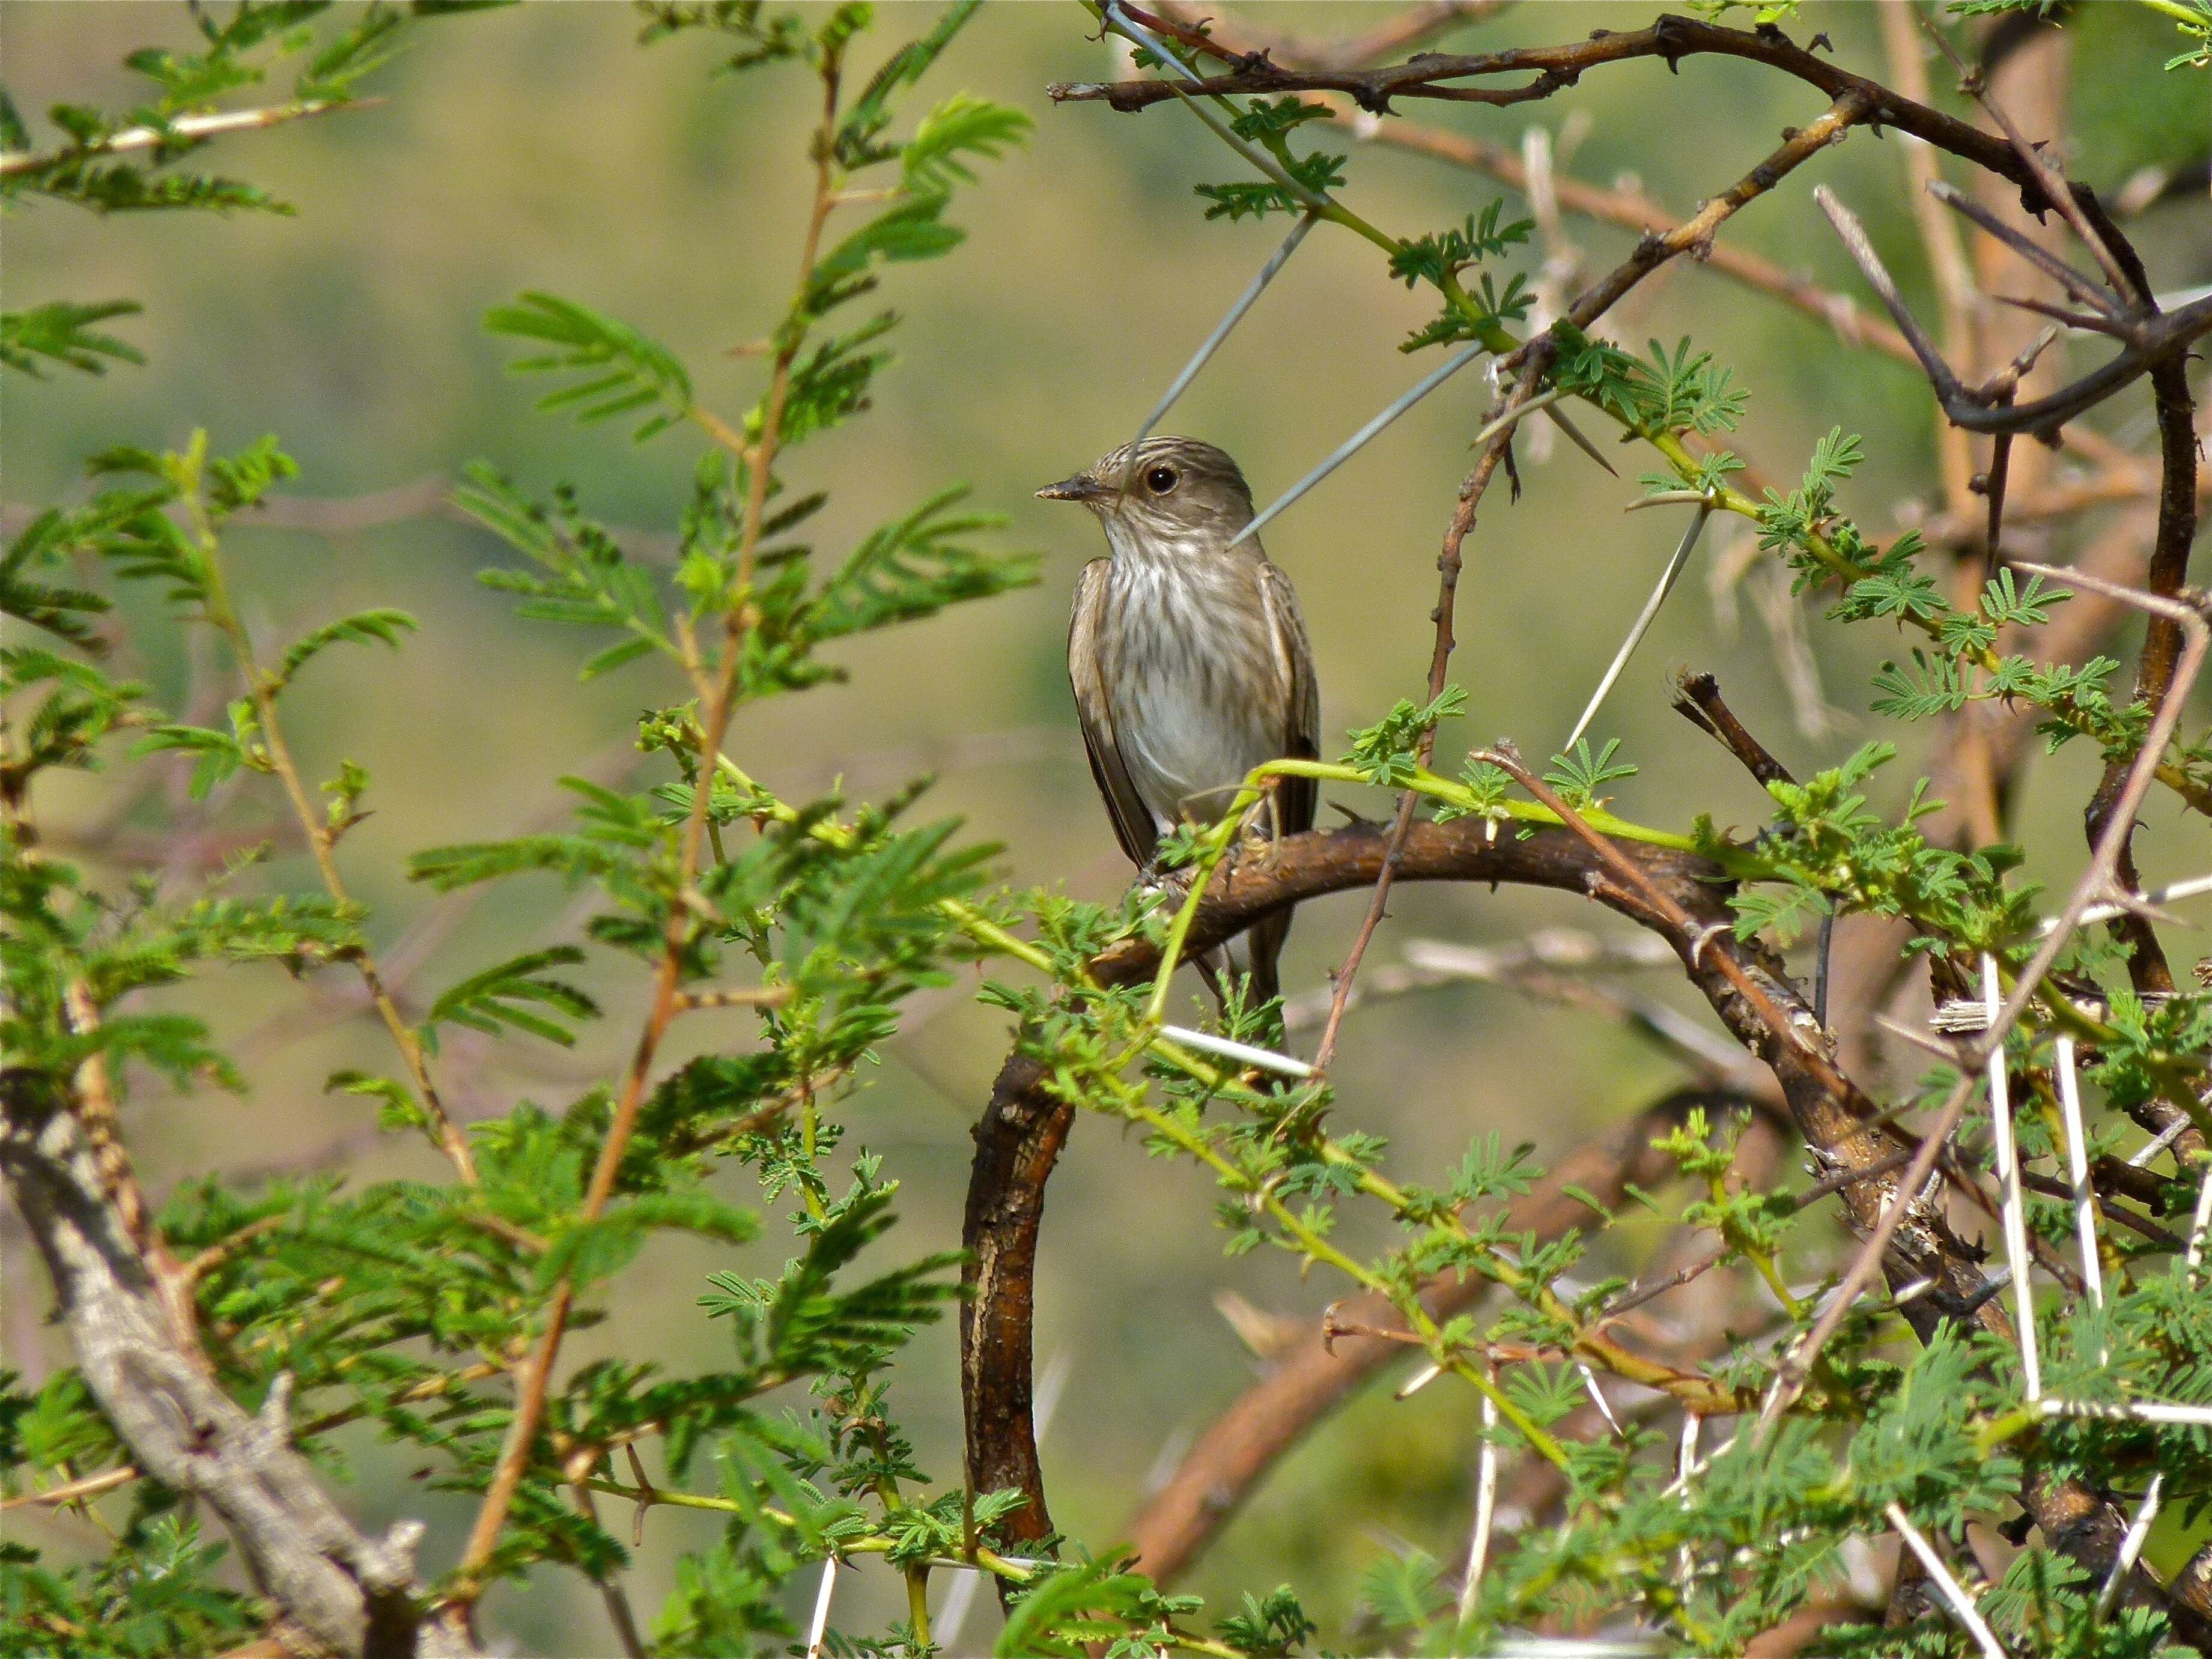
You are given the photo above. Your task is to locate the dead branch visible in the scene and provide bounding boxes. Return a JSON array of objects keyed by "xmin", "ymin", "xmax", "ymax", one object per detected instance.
[
  {"xmin": 1671, "ymin": 670, "xmax": 1796, "ymax": 790},
  {"xmin": 0, "ymin": 1072, "xmax": 480, "ymax": 1659},
  {"xmin": 1050, "ymin": 8, "xmax": 2127, "ymax": 232},
  {"xmin": 1816, "ymin": 186, "xmax": 2212, "ymax": 438}
]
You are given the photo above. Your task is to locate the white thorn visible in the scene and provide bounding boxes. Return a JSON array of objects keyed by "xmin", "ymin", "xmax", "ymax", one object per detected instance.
[
  {"xmin": 2097, "ymin": 1474, "xmax": 2162, "ymax": 1622},
  {"xmin": 2040, "ymin": 869, "xmax": 2212, "ymax": 932},
  {"xmin": 1887, "ymin": 1502, "xmax": 2009, "ymax": 1659},
  {"xmin": 1456, "ymin": 1369, "xmax": 1501, "ymax": 1625},
  {"xmin": 1579, "ymin": 1365, "xmax": 1623, "ymax": 1437},
  {"xmin": 1396, "ymin": 1360, "xmax": 1445, "ymax": 1401},
  {"xmin": 2050, "ymin": 1037, "xmax": 2105, "ymax": 1333},
  {"xmin": 1543, "ymin": 402, "xmax": 1618, "ymax": 475},
  {"xmin": 1980, "ymin": 954, "xmax": 2040, "ymax": 1403},
  {"xmin": 804, "ymin": 1558, "xmax": 838, "ymax": 1659},
  {"xmin": 1563, "ymin": 503, "xmax": 1712, "ymax": 754},
  {"xmin": 1126, "ymin": 212, "xmax": 1319, "ymax": 475},
  {"xmin": 1158, "ymin": 1024, "xmax": 1313, "ymax": 1079},
  {"xmin": 1674, "ymin": 1414, "xmax": 1701, "ymax": 1583},
  {"xmin": 1227, "ymin": 342, "xmax": 1488, "ymax": 550},
  {"xmin": 2186, "ymin": 1150, "xmax": 2212, "ymax": 1282},
  {"xmin": 1467, "ymin": 384, "xmax": 1568, "ymax": 452}
]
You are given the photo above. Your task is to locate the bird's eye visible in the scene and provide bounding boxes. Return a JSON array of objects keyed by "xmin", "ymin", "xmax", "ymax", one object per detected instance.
[{"xmin": 1144, "ymin": 465, "xmax": 1178, "ymax": 494}]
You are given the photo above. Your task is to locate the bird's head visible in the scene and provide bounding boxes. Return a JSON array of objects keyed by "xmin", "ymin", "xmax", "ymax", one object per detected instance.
[{"xmin": 1037, "ymin": 437, "xmax": 1256, "ymax": 553}]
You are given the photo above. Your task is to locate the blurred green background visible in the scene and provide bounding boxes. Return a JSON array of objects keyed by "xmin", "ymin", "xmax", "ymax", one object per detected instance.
[{"xmin": 4, "ymin": 1, "xmax": 2207, "ymax": 1649}]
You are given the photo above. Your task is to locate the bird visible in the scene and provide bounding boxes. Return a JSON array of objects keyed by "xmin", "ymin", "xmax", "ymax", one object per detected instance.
[{"xmin": 1038, "ymin": 436, "xmax": 1320, "ymax": 1009}]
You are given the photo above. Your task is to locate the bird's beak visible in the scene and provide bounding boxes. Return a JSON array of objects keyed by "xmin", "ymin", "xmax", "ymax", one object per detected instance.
[{"xmin": 1037, "ymin": 473, "xmax": 1109, "ymax": 504}]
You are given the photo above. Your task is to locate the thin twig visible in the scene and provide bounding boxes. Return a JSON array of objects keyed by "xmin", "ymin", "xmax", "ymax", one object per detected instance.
[
  {"xmin": 1307, "ymin": 367, "xmax": 1534, "ymax": 1074},
  {"xmin": 1916, "ymin": 13, "xmax": 2138, "ymax": 305},
  {"xmin": 1671, "ymin": 670, "xmax": 1796, "ymax": 790},
  {"xmin": 1819, "ymin": 186, "xmax": 2212, "ymax": 437},
  {"xmin": 1928, "ymin": 181, "xmax": 2119, "ymax": 318},
  {"xmin": 1995, "ymin": 292, "xmax": 2132, "ymax": 338},
  {"xmin": 445, "ymin": 44, "xmax": 853, "ymax": 1616},
  {"xmin": 196, "ymin": 539, "xmax": 478, "ymax": 1184},
  {"xmin": 0, "ymin": 98, "xmax": 370, "ymax": 178},
  {"xmin": 1556, "ymin": 89, "xmax": 1877, "ymax": 333}
]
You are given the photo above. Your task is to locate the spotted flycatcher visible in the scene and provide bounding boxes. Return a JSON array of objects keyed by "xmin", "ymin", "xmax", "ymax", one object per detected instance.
[{"xmin": 1039, "ymin": 436, "xmax": 1319, "ymax": 1005}]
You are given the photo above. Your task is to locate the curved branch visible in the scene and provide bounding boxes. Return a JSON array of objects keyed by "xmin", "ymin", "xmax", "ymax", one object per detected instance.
[
  {"xmin": 960, "ymin": 1053, "xmax": 1079, "ymax": 1547},
  {"xmin": 1815, "ymin": 183, "xmax": 2212, "ymax": 439},
  {"xmin": 961, "ymin": 812, "xmax": 2196, "ymax": 1630}
]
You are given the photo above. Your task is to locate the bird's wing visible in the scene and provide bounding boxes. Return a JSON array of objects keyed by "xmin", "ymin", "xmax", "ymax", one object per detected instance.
[
  {"xmin": 1068, "ymin": 558, "xmax": 1159, "ymax": 869},
  {"xmin": 1259, "ymin": 559, "xmax": 1320, "ymax": 837}
]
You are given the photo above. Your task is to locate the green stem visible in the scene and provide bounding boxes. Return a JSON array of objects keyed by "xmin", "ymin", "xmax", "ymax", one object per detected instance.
[
  {"xmin": 1323, "ymin": 1145, "xmax": 1746, "ymax": 1414},
  {"xmin": 905, "ymin": 1566, "xmax": 932, "ymax": 1653},
  {"xmin": 1114, "ymin": 1088, "xmax": 1573, "ymax": 1465},
  {"xmin": 1144, "ymin": 788, "xmax": 1266, "ymax": 1022},
  {"xmin": 582, "ymin": 1476, "xmax": 1233, "ymax": 1657},
  {"xmin": 1257, "ymin": 757, "xmax": 1743, "ymax": 865},
  {"xmin": 2135, "ymin": 0, "xmax": 2208, "ymax": 29}
]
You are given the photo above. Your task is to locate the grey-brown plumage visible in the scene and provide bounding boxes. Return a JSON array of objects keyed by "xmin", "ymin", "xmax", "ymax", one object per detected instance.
[{"xmin": 1039, "ymin": 436, "xmax": 1319, "ymax": 1005}]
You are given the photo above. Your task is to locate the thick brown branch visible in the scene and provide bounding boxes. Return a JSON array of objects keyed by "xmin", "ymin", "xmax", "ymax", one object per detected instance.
[
  {"xmin": 959, "ymin": 1054, "xmax": 1079, "ymax": 1547},
  {"xmin": 1051, "ymin": 9, "xmax": 2119, "ymax": 228},
  {"xmin": 963, "ymin": 809, "xmax": 2190, "ymax": 1624},
  {"xmin": 968, "ymin": 826, "xmax": 1874, "ymax": 1513}
]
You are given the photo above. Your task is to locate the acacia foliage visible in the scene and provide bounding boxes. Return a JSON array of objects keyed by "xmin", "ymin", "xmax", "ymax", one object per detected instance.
[
  {"xmin": 5, "ymin": 4, "xmax": 1064, "ymax": 1653},
  {"xmin": 2, "ymin": 4, "xmax": 2210, "ymax": 1658}
]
